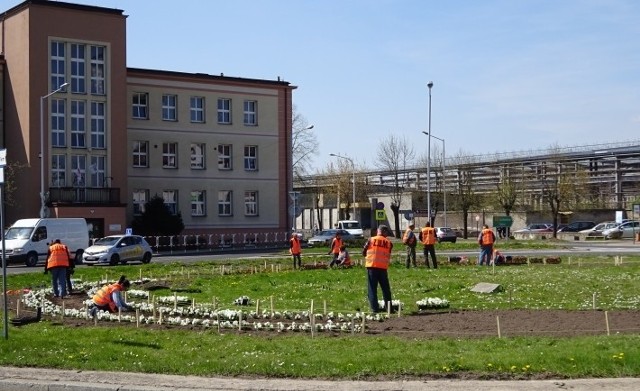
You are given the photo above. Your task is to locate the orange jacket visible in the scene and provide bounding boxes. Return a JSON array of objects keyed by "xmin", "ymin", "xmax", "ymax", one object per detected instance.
[
  {"xmin": 330, "ymin": 237, "xmax": 343, "ymax": 254},
  {"xmin": 420, "ymin": 227, "xmax": 436, "ymax": 245},
  {"xmin": 289, "ymin": 236, "xmax": 301, "ymax": 255},
  {"xmin": 92, "ymin": 283, "xmax": 125, "ymax": 312},
  {"xmin": 364, "ymin": 235, "xmax": 392, "ymax": 269},
  {"xmin": 479, "ymin": 228, "xmax": 495, "ymax": 246},
  {"xmin": 47, "ymin": 243, "xmax": 70, "ymax": 269}
]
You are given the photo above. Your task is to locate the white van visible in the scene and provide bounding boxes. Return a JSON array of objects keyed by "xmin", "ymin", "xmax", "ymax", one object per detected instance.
[
  {"xmin": 3, "ymin": 218, "xmax": 89, "ymax": 267},
  {"xmin": 335, "ymin": 220, "xmax": 364, "ymax": 238}
]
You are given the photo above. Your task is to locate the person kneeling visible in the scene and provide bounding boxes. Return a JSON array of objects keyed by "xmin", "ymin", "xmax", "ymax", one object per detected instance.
[
  {"xmin": 337, "ymin": 245, "xmax": 352, "ymax": 267},
  {"xmin": 88, "ymin": 275, "xmax": 134, "ymax": 317}
]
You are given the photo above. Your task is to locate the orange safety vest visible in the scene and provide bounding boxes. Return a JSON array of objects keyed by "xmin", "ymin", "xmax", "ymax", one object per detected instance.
[
  {"xmin": 290, "ymin": 236, "xmax": 301, "ymax": 255},
  {"xmin": 480, "ymin": 229, "xmax": 495, "ymax": 246},
  {"xmin": 47, "ymin": 243, "xmax": 70, "ymax": 268},
  {"xmin": 421, "ymin": 227, "xmax": 436, "ymax": 245},
  {"xmin": 365, "ymin": 235, "xmax": 392, "ymax": 269},
  {"xmin": 403, "ymin": 228, "xmax": 416, "ymax": 246},
  {"xmin": 330, "ymin": 237, "xmax": 343, "ymax": 254},
  {"xmin": 93, "ymin": 283, "xmax": 124, "ymax": 312}
]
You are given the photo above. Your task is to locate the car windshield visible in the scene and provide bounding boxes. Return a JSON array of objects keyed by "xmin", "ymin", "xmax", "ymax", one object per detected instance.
[
  {"xmin": 317, "ymin": 230, "xmax": 337, "ymax": 236},
  {"xmin": 94, "ymin": 236, "xmax": 121, "ymax": 246},
  {"xmin": 439, "ymin": 228, "xmax": 453, "ymax": 233},
  {"xmin": 342, "ymin": 222, "xmax": 360, "ymax": 229},
  {"xmin": 4, "ymin": 227, "xmax": 34, "ymax": 240}
]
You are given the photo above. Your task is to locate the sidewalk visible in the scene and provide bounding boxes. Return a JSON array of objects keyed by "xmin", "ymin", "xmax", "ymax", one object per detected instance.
[{"xmin": 1, "ymin": 367, "xmax": 639, "ymax": 391}]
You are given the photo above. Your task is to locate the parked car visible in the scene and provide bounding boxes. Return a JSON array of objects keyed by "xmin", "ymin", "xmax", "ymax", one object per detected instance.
[
  {"xmin": 83, "ymin": 235, "xmax": 153, "ymax": 266},
  {"xmin": 513, "ymin": 223, "xmax": 553, "ymax": 233},
  {"xmin": 579, "ymin": 221, "xmax": 619, "ymax": 236},
  {"xmin": 557, "ymin": 221, "xmax": 596, "ymax": 232},
  {"xmin": 307, "ymin": 229, "xmax": 354, "ymax": 247},
  {"xmin": 435, "ymin": 227, "xmax": 457, "ymax": 243},
  {"xmin": 602, "ymin": 221, "xmax": 640, "ymax": 239}
]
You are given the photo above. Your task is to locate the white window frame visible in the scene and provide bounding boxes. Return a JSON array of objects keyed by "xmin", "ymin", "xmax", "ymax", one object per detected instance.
[
  {"xmin": 132, "ymin": 93, "xmax": 148, "ymax": 119},
  {"xmin": 218, "ymin": 144, "xmax": 232, "ymax": 170},
  {"xmin": 244, "ymin": 145, "xmax": 258, "ymax": 171},
  {"xmin": 162, "ymin": 94, "xmax": 177, "ymax": 121},
  {"xmin": 90, "ymin": 45, "xmax": 105, "ymax": 95},
  {"xmin": 89, "ymin": 156, "xmax": 106, "ymax": 188},
  {"xmin": 51, "ymin": 154, "xmax": 66, "ymax": 187},
  {"xmin": 162, "ymin": 142, "xmax": 178, "ymax": 168},
  {"xmin": 50, "ymin": 41, "xmax": 66, "ymax": 90},
  {"xmin": 91, "ymin": 101, "xmax": 106, "ymax": 148},
  {"xmin": 132, "ymin": 141, "xmax": 148, "ymax": 168},
  {"xmin": 163, "ymin": 190, "xmax": 178, "ymax": 215},
  {"xmin": 132, "ymin": 190, "xmax": 148, "ymax": 215},
  {"xmin": 71, "ymin": 155, "xmax": 86, "ymax": 187},
  {"xmin": 190, "ymin": 143, "xmax": 206, "ymax": 169},
  {"xmin": 217, "ymin": 98, "xmax": 231, "ymax": 124},
  {"xmin": 190, "ymin": 96, "xmax": 205, "ymax": 123},
  {"xmin": 70, "ymin": 43, "xmax": 86, "ymax": 94},
  {"xmin": 51, "ymin": 98, "xmax": 66, "ymax": 147},
  {"xmin": 70, "ymin": 100, "xmax": 86, "ymax": 148},
  {"xmin": 244, "ymin": 191, "xmax": 258, "ymax": 216},
  {"xmin": 191, "ymin": 190, "xmax": 206, "ymax": 216},
  {"xmin": 243, "ymin": 100, "xmax": 257, "ymax": 126},
  {"xmin": 218, "ymin": 190, "xmax": 232, "ymax": 216}
]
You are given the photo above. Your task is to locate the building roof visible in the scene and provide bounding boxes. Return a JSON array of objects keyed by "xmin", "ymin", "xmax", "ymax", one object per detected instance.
[
  {"xmin": 1, "ymin": 0, "xmax": 124, "ymax": 18},
  {"xmin": 127, "ymin": 67, "xmax": 296, "ymax": 88}
]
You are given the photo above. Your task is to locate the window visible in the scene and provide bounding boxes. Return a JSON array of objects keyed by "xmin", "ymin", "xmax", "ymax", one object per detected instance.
[
  {"xmin": 70, "ymin": 100, "xmax": 86, "ymax": 148},
  {"xmin": 191, "ymin": 190, "xmax": 206, "ymax": 216},
  {"xmin": 190, "ymin": 96, "xmax": 205, "ymax": 123},
  {"xmin": 218, "ymin": 144, "xmax": 232, "ymax": 170},
  {"xmin": 163, "ymin": 190, "xmax": 178, "ymax": 215},
  {"xmin": 132, "ymin": 93, "xmax": 148, "ymax": 119},
  {"xmin": 218, "ymin": 190, "xmax": 232, "ymax": 216},
  {"xmin": 51, "ymin": 99, "xmax": 66, "ymax": 147},
  {"xmin": 71, "ymin": 155, "xmax": 86, "ymax": 187},
  {"xmin": 162, "ymin": 94, "xmax": 177, "ymax": 121},
  {"xmin": 132, "ymin": 141, "xmax": 148, "ymax": 167},
  {"xmin": 244, "ymin": 145, "xmax": 258, "ymax": 171},
  {"xmin": 243, "ymin": 100, "xmax": 257, "ymax": 125},
  {"xmin": 89, "ymin": 156, "xmax": 105, "ymax": 187},
  {"xmin": 90, "ymin": 45, "xmax": 105, "ymax": 95},
  {"xmin": 217, "ymin": 98, "xmax": 231, "ymax": 124},
  {"xmin": 162, "ymin": 142, "xmax": 178, "ymax": 168},
  {"xmin": 90, "ymin": 101, "xmax": 106, "ymax": 148},
  {"xmin": 70, "ymin": 43, "xmax": 86, "ymax": 94},
  {"xmin": 50, "ymin": 41, "xmax": 66, "ymax": 90},
  {"xmin": 132, "ymin": 190, "xmax": 148, "ymax": 215},
  {"xmin": 190, "ymin": 143, "xmax": 205, "ymax": 169},
  {"xmin": 51, "ymin": 154, "xmax": 66, "ymax": 187},
  {"xmin": 244, "ymin": 191, "xmax": 258, "ymax": 216}
]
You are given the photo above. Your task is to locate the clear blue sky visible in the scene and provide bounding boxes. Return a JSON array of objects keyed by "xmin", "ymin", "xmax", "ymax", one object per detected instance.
[{"xmin": 11, "ymin": 0, "xmax": 639, "ymax": 170}]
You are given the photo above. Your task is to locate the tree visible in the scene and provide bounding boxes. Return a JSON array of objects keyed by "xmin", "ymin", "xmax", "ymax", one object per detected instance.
[
  {"xmin": 3, "ymin": 161, "xmax": 27, "ymax": 207},
  {"xmin": 450, "ymin": 151, "xmax": 481, "ymax": 238},
  {"xmin": 291, "ymin": 106, "xmax": 318, "ymax": 179},
  {"xmin": 131, "ymin": 195, "xmax": 185, "ymax": 236},
  {"xmin": 375, "ymin": 135, "xmax": 415, "ymax": 238},
  {"xmin": 417, "ymin": 143, "xmax": 445, "ymax": 225}
]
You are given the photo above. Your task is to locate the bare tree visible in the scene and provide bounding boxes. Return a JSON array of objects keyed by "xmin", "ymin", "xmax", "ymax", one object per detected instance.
[
  {"xmin": 417, "ymin": 143, "xmax": 444, "ymax": 224},
  {"xmin": 450, "ymin": 151, "xmax": 481, "ymax": 238},
  {"xmin": 292, "ymin": 106, "xmax": 317, "ymax": 179},
  {"xmin": 375, "ymin": 135, "xmax": 415, "ymax": 238}
]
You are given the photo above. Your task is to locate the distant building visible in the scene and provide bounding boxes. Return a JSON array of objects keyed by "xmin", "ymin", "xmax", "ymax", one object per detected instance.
[{"xmin": 0, "ymin": 0, "xmax": 295, "ymax": 239}]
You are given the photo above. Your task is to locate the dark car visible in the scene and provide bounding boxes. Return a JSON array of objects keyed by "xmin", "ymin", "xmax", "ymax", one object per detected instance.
[{"xmin": 558, "ymin": 221, "xmax": 596, "ymax": 232}]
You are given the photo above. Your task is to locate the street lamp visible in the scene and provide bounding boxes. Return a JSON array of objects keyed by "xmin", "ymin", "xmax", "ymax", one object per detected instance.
[
  {"xmin": 40, "ymin": 82, "xmax": 68, "ymax": 218},
  {"xmin": 426, "ymin": 81, "xmax": 433, "ymax": 224},
  {"xmin": 423, "ymin": 131, "xmax": 446, "ymax": 227},
  {"xmin": 329, "ymin": 153, "xmax": 356, "ymax": 220}
]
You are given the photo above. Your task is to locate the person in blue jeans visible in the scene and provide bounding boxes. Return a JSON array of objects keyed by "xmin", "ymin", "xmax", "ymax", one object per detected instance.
[{"xmin": 478, "ymin": 224, "xmax": 496, "ymax": 266}]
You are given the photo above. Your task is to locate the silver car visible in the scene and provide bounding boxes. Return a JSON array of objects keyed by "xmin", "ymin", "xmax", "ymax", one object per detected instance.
[
  {"xmin": 83, "ymin": 235, "xmax": 153, "ymax": 265},
  {"xmin": 602, "ymin": 221, "xmax": 640, "ymax": 240}
]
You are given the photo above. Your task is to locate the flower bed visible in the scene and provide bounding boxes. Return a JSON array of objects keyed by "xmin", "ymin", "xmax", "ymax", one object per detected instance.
[{"xmin": 416, "ymin": 297, "xmax": 449, "ymax": 311}]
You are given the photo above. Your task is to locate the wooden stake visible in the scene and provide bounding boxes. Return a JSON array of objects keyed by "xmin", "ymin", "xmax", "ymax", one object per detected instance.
[
  {"xmin": 192, "ymin": 298, "xmax": 195, "ymax": 310},
  {"xmin": 118, "ymin": 307, "xmax": 121, "ymax": 322},
  {"xmin": 397, "ymin": 303, "xmax": 401, "ymax": 318},
  {"xmin": 496, "ymin": 315, "xmax": 501, "ymax": 338},
  {"xmin": 310, "ymin": 299, "xmax": 315, "ymax": 338},
  {"xmin": 592, "ymin": 292, "xmax": 597, "ymax": 310},
  {"xmin": 255, "ymin": 299, "xmax": 260, "ymax": 315},
  {"xmin": 139, "ymin": 268, "xmax": 142, "ymax": 281},
  {"xmin": 159, "ymin": 310, "xmax": 163, "ymax": 325},
  {"xmin": 605, "ymin": 311, "xmax": 610, "ymax": 336},
  {"xmin": 361, "ymin": 313, "xmax": 366, "ymax": 334},
  {"xmin": 16, "ymin": 298, "xmax": 20, "ymax": 318},
  {"xmin": 153, "ymin": 296, "xmax": 157, "ymax": 319},
  {"xmin": 136, "ymin": 309, "xmax": 140, "ymax": 328},
  {"xmin": 61, "ymin": 301, "xmax": 65, "ymax": 319},
  {"xmin": 270, "ymin": 295, "xmax": 274, "ymax": 314},
  {"xmin": 174, "ymin": 292, "xmax": 178, "ymax": 311},
  {"xmin": 238, "ymin": 310, "xmax": 243, "ymax": 331},
  {"xmin": 323, "ymin": 300, "xmax": 327, "ymax": 316}
]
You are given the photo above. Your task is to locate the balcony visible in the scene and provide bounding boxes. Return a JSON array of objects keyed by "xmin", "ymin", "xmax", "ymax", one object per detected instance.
[{"xmin": 49, "ymin": 187, "xmax": 121, "ymax": 205}]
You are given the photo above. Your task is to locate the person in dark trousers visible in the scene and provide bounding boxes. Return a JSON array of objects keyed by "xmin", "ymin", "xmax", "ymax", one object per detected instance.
[
  {"xmin": 402, "ymin": 223, "xmax": 417, "ymax": 268},
  {"xmin": 289, "ymin": 232, "xmax": 302, "ymax": 269},
  {"xmin": 419, "ymin": 222, "xmax": 438, "ymax": 268},
  {"xmin": 362, "ymin": 225, "xmax": 393, "ymax": 313},
  {"xmin": 478, "ymin": 224, "xmax": 496, "ymax": 266},
  {"xmin": 44, "ymin": 239, "xmax": 71, "ymax": 298},
  {"xmin": 88, "ymin": 275, "xmax": 134, "ymax": 317},
  {"xmin": 328, "ymin": 231, "xmax": 343, "ymax": 267}
]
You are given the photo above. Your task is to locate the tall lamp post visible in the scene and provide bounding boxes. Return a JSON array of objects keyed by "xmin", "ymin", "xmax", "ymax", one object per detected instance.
[
  {"xmin": 329, "ymin": 153, "xmax": 356, "ymax": 220},
  {"xmin": 422, "ymin": 131, "xmax": 446, "ymax": 227},
  {"xmin": 40, "ymin": 82, "xmax": 68, "ymax": 218},
  {"xmin": 426, "ymin": 81, "xmax": 434, "ymax": 224}
]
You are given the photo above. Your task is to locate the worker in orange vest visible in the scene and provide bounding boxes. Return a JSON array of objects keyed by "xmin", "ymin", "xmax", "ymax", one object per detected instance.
[
  {"xmin": 403, "ymin": 223, "xmax": 418, "ymax": 268},
  {"xmin": 362, "ymin": 225, "xmax": 393, "ymax": 313},
  {"xmin": 44, "ymin": 239, "xmax": 71, "ymax": 298},
  {"xmin": 478, "ymin": 224, "xmax": 496, "ymax": 266},
  {"xmin": 289, "ymin": 232, "xmax": 302, "ymax": 269},
  {"xmin": 328, "ymin": 231, "xmax": 343, "ymax": 267},
  {"xmin": 89, "ymin": 275, "xmax": 133, "ymax": 317},
  {"xmin": 419, "ymin": 222, "xmax": 438, "ymax": 268}
]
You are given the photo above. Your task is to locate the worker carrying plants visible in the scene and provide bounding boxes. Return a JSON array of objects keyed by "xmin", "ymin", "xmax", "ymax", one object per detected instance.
[{"xmin": 88, "ymin": 275, "xmax": 134, "ymax": 317}]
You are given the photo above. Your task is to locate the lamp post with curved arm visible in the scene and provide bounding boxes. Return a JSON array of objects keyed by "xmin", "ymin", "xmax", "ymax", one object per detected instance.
[
  {"xmin": 426, "ymin": 81, "xmax": 433, "ymax": 224},
  {"xmin": 40, "ymin": 82, "xmax": 68, "ymax": 218},
  {"xmin": 329, "ymin": 153, "xmax": 356, "ymax": 220},
  {"xmin": 423, "ymin": 131, "xmax": 446, "ymax": 227}
]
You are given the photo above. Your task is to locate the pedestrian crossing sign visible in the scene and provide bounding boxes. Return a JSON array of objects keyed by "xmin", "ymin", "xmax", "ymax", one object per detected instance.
[{"xmin": 375, "ymin": 210, "xmax": 386, "ymax": 221}]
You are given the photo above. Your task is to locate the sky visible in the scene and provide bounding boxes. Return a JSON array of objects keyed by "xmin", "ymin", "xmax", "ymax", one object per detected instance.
[{"xmin": 9, "ymin": 0, "xmax": 639, "ymax": 171}]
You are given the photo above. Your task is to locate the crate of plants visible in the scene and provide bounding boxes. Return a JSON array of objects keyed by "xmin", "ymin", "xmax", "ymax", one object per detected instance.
[
  {"xmin": 378, "ymin": 300, "xmax": 404, "ymax": 312},
  {"xmin": 506, "ymin": 255, "xmax": 528, "ymax": 265},
  {"xmin": 544, "ymin": 256, "xmax": 562, "ymax": 264}
]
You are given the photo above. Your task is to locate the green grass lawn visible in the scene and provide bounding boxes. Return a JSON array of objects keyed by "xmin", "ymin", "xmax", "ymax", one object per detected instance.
[{"xmin": 1, "ymin": 252, "xmax": 639, "ymax": 379}]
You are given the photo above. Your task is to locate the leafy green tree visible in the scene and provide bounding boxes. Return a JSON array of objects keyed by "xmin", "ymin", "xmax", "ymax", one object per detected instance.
[{"xmin": 131, "ymin": 195, "xmax": 184, "ymax": 236}]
